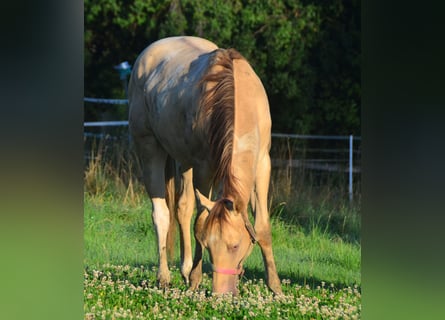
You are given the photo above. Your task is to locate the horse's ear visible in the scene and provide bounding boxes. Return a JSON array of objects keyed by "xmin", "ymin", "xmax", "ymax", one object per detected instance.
[{"xmin": 195, "ymin": 189, "xmax": 215, "ymax": 212}]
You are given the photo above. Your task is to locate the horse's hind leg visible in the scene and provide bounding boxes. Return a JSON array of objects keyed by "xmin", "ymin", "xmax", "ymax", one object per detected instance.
[
  {"xmin": 134, "ymin": 134, "xmax": 171, "ymax": 287},
  {"xmin": 177, "ymin": 168, "xmax": 195, "ymax": 284}
]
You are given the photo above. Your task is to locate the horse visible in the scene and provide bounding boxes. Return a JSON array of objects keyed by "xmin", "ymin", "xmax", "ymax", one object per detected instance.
[{"xmin": 128, "ymin": 36, "xmax": 282, "ymax": 295}]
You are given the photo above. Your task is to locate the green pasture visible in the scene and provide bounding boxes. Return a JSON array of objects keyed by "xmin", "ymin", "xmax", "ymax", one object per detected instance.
[
  {"xmin": 84, "ymin": 194, "xmax": 360, "ymax": 319},
  {"xmin": 84, "ymin": 145, "xmax": 360, "ymax": 319},
  {"xmin": 85, "ymin": 194, "xmax": 360, "ymax": 285}
]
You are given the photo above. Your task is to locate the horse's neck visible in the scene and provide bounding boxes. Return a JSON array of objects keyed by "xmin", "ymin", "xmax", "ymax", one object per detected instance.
[
  {"xmin": 229, "ymin": 59, "xmax": 263, "ymax": 209},
  {"xmin": 231, "ymin": 134, "xmax": 257, "ymax": 210}
]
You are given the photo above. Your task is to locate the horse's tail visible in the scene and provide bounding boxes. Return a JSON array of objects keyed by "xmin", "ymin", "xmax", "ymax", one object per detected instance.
[{"xmin": 165, "ymin": 155, "xmax": 177, "ymax": 263}]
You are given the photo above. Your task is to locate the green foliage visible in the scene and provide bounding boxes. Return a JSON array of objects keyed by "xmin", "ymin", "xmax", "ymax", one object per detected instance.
[{"xmin": 84, "ymin": 0, "xmax": 360, "ymax": 134}]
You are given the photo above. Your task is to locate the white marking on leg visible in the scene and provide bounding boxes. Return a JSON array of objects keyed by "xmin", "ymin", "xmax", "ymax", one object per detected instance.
[
  {"xmin": 152, "ymin": 198, "xmax": 170, "ymax": 250},
  {"xmin": 152, "ymin": 197, "xmax": 170, "ymax": 283}
]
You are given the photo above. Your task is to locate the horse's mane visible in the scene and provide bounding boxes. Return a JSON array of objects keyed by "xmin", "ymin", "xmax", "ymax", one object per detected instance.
[
  {"xmin": 202, "ymin": 199, "xmax": 230, "ymax": 238},
  {"xmin": 199, "ymin": 48, "xmax": 245, "ymax": 200}
]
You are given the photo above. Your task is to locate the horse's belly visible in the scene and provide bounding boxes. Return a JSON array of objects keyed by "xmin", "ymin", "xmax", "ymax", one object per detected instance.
[{"xmin": 149, "ymin": 111, "xmax": 205, "ymax": 167}]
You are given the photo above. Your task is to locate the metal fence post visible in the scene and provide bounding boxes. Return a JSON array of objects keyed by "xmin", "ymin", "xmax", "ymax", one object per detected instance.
[
  {"xmin": 114, "ymin": 61, "xmax": 132, "ymax": 98},
  {"xmin": 349, "ymin": 134, "xmax": 353, "ymax": 202}
]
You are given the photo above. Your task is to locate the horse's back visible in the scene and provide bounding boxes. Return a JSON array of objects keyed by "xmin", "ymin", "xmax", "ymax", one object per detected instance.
[
  {"xmin": 129, "ymin": 36, "xmax": 218, "ymax": 113},
  {"xmin": 128, "ymin": 37, "xmax": 218, "ymax": 164},
  {"xmin": 131, "ymin": 37, "xmax": 218, "ymax": 84}
]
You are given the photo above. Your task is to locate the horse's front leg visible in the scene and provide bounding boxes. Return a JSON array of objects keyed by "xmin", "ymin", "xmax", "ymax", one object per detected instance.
[
  {"xmin": 188, "ymin": 166, "xmax": 213, "ymax": 291},
  {"xmin": 252, "ymin": 154, "xmax": 283, "ymax": 295},
  {"xmin": 189, "ymin": 208, "xmax": 208, "ymax": 290},
  {"xmin": 177, "ymin": 168, "xmax": 195, "ymax": 284}
]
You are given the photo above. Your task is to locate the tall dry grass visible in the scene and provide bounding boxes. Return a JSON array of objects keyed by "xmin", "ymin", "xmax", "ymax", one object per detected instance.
[
  {"xmin": 84, "ymin": 137, "xmax": 145, "ymax": 206},
  {"xmin": 268, "ymin": 136, "xmax": 361, "ymax": 242}
]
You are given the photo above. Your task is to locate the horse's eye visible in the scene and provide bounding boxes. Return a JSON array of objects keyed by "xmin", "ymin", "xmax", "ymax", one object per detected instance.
[{"xmin": 229, "ymin": 244, "xmax": 239, "ymax": 251}]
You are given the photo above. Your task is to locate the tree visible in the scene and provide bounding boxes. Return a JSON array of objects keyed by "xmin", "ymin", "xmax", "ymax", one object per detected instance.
[{"xmin": 84, "ymin": 0, "xmax": 360, "ymax": 135}]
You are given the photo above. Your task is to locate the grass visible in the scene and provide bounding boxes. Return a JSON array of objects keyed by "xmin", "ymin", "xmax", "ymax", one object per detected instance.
[
  {"xmin": 84, "ymin": 138, "xmax": 361, "ymax": 319},
  {"xmin": 84, "ymin": 264, "xmax": 360, "ymax": 319}
]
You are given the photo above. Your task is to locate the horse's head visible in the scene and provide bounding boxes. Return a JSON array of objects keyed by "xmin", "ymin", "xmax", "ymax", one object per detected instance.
[{"xmin": 195, "ymin": 190, "xmax": 256, "ymax": 295}]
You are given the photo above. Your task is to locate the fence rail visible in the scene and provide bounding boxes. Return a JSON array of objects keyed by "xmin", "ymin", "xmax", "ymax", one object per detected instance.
[
  {"xmin": 84, "ymin": 97, "xmax": 360, "ymax": 201},
  {"xmin": 272, "ymin": 132, "xmax": 361, "ymax": 141},
  {"xmin": 84, "ymin": 97, "xmax": 128, "ymax": 105},
  {"xmin": 84, "ymin": 121, "xmax": 129, "ymax": 127}
]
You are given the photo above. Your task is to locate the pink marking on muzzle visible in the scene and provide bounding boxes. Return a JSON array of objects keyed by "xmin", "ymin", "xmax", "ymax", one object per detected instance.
[{"xmin": 211, "ymin": 264, "xmax": 243, "ymax": 275}]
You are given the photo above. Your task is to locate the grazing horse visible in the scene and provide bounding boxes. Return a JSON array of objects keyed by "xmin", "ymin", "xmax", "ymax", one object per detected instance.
[{"xmin": 128, "ymin": 36, "xmax": 282, "ymax": 295}]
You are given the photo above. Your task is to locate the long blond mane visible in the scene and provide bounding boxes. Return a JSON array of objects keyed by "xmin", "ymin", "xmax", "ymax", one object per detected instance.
[{"xmin": 199, "ymin": 48, "xmax": 245, "ymax": 199}]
